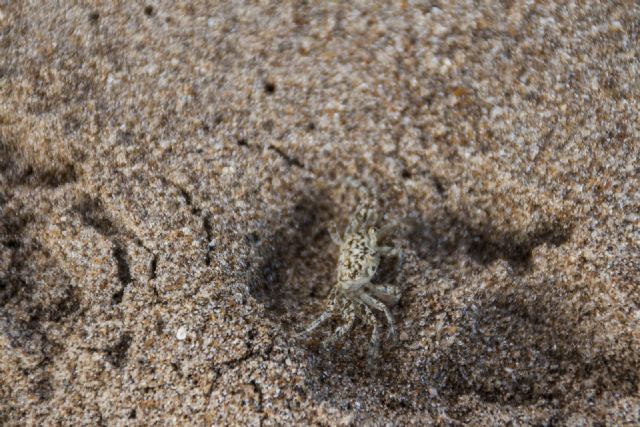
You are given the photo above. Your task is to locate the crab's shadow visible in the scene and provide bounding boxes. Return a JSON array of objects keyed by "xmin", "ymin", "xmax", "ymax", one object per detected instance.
[
  {"xmin": 405, "ymin": 209, "xmax": 572, "ymax": 273},
  {"xmin": 247, "ymin": 189, "xmax": 336, "ymax": 331},
  {"xmin": 247, "ymin": 190, "xmax": 636, "ymax": 413},
  {"xmin": 385, "ymin": 212, "xmax": 635, "ymax": 407}
]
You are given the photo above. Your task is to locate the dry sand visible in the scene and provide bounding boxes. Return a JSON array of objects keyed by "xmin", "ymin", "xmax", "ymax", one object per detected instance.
[{"xmin": 1, "ymin": 1, "xmax": 639, "ymax": 425}]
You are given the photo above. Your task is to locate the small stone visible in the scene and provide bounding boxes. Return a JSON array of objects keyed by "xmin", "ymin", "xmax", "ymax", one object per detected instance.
[{"xmin": 176, "ymin": 326, "xmax": 187, "ymax": 340}]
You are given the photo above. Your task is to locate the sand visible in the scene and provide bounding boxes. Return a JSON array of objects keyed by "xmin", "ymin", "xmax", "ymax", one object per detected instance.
[{"xmin": 1, "ymin": 1, "xmax": 639, "ymax": 425}]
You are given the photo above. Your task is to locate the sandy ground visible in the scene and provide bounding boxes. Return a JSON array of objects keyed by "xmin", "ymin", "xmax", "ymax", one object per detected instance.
[{"xmin": 1, "ymin": 1, "xmax": 639, "ymax": 425}]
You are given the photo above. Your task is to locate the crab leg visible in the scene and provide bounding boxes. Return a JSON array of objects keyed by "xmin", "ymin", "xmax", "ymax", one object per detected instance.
[
  {"xmin": 362, "ymin": 305, "xmax": 381, "ymax": 364},
  {"xmin": 367, "ymin": 284, "xmax": 402, "ymax": 305},
  {"xmin": 346, "ymin": 205, "xmax": 366, "ymax": 234},
  {"xmin": 361, "ymin": 207, "xmax": 377, "ymax": 230},
  {"xmin": 300, "ymin": 309, "xmax": 333, "ymax": 336},
  {"xmin": 323, "ymin": 308, "xmax": 356, "ymax": 347},
  {"xmin": 377, "ymin": 220, "xmax": 400, "ymax": 241},
  {"xmin": 328, "ymin": 221, "xmax": 343, "ymax": 245},
  {"xmin": 358, "ymin": 292, "xmax": 396, "ymax": 340}
]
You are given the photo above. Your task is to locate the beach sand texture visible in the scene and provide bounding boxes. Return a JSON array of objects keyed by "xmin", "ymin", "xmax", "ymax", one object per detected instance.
[{"xmin": 1, "ymin": 1, "xmax": 639, "ymax": 425}]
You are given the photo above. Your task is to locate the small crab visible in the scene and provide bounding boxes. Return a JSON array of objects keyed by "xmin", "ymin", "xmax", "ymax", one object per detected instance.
[{"xmin": 300, "ymin": 199, "xmax": 404, "ymax": 363}]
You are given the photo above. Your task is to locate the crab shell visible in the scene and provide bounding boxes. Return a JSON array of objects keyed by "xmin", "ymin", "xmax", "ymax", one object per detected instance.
[{"xmin": 337, "ymin": 228, "xmax": 381, "ymax": 293}]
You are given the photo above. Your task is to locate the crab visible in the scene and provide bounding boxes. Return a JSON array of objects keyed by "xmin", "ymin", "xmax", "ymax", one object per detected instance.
[{"xmin": 300, "ymin": 200, "xmax": 404, "ymax": 363}]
